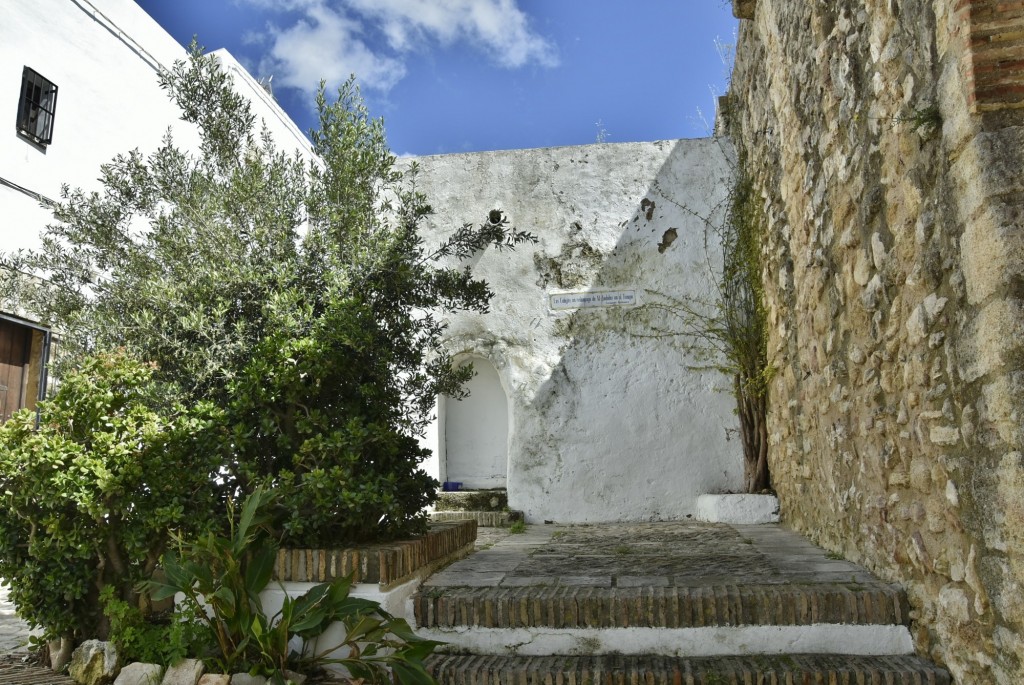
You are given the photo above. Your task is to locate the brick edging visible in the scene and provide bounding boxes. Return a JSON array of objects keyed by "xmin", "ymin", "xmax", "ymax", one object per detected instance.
[
  {"xmin": 426, "ymin": 653, "xmax": 951, "ymax": 685},
  {"xmin": 274, "ymin": 519, "xmax": 477, "ymax": 586},
  {"xmin": 415, "ymin": 582, "xmax": 910, "ymax": 629}
]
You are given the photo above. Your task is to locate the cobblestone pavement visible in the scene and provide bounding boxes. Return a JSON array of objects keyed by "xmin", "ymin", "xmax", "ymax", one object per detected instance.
[
  {"xmin": 424, "ymin": 521, "xmax": 881, "ymax": 589},
  {"xmin": 0, "ymin": 582, "xmax": 36, "ymax": 656},
  {"xmin": 473, "ymin": 526, "xmax": 512, "ymax": 550}
]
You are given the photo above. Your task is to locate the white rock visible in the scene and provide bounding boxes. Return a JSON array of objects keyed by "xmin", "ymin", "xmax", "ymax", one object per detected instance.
[
  {"xmin": 938, "ymin": 585, "xmax": 971, "ymax": 623},
  {"xmin": 930, "ymin": 426, "xmax": 960, "ymax": 445},
  {"xmin": 197, "ymin": 676, "xmax": 230, "ymax": 685},
  {"xmin": 228, "ymin": 671, "xmax": 266, "ymax": 683},
  {"xmin": 946, "ymin": 480, "xmax": 960, "ymax": 507},
  {"xmin": 229, "ymin": 675, "xmax": 267, "ymax": 685},
  {"xmin": 161, "ymin": 659, "xmax": 205, "ymax": 685},
  {"xmin": 871, "ymin": 232, "xmax": 887, "ymax": 270},
  {"xmin": 906, "ymin": 305, "xmax": 927, "ymax": 345},
  {"xmin": 115, "ymin": 664, "xmax": 164, "ymax": 685},
  {"xmin": 854, "ymin": 251, "xmax": 873, "ymax": 286},
  {"xmin": 923, "ymin": 293, "xmax": 948, "ymax": 320}
]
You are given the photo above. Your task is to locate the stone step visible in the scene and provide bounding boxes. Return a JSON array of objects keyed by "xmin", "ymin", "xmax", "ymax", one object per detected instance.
[
  {"xmin": 412, "ymin": 523, "xmax": 920, "ymax": 659},
  {"xmin": 414, "ymin": 583, "xmax": 911, "ymax": 630},
  {"xmin": 431, "ymin": 511, "xmax": 523, "ymax": 527},
  {"xmin": 435, "ymin": 489, "xmax": 509, "ymax": 513},
  {"xmin": 426, "ymin": 653, "xmax": 952, "ymax": 685}
]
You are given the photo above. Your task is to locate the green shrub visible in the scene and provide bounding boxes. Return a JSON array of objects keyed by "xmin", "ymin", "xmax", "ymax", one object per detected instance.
[
  {"xmin": 101, "ymin": 587, "xmax": 208, "ymax": 665},
  {"xmin": 0, "ymin": 351, "xmax": 223, "ymax": 644}
]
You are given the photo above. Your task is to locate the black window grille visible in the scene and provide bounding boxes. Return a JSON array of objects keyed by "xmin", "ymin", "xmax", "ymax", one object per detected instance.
[{"xmin": 16, "ymin": 67, "xmax": 57, "ymax": 146}]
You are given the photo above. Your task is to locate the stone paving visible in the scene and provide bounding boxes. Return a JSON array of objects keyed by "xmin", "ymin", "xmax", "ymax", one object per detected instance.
[
  {"xmin": 424, "ymin": 521, "xmax": 880, "ymax": 589},
  {"xmin": 416, "ymin": 522, "xmax": 952, "ymax": 683},
  {"xmin": 0, "ymin": 582, "xmax": 35, "ymax": 655},
  {"xmin": 0, "ymin": 523, "xmax": 888, "ymax": 654}
]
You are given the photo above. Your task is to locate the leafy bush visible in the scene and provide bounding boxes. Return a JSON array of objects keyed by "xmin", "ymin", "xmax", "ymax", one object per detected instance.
[
  {"xmin": 101, "ymin": 587, "xmax": 208, "ymax": 666},
  {"xmin": 146, "ymin": 488, "xmax": 440, "ymax": 684},
  {"xmin": 1, "ymin": 44, "xmax": 535, "ymax": 546},
  {"xmin": 0, "ymin": 351, "xmax": 223, "ymax": 644}
]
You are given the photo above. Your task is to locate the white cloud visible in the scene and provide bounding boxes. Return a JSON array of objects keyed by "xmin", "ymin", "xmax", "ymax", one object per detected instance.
[
  {"xmin": 244, "ymin": 0, "xmax": 557, "ymax": 94},
  {"xmin": 256, "ymin": 3, "xmax": 406, "ymax": 94},
  {"xmin": 343, "ymin": 0, "xmax": 559, "ymax": 69}
]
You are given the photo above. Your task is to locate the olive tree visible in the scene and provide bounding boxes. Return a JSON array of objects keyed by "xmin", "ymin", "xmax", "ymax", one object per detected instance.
[{"xmin": 1, "ymin": 44, "xmax": 534, "ymax": 545}]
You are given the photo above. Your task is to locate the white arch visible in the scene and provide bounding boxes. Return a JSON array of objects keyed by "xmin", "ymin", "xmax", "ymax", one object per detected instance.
[{"xmin": 442, "ymin": 356, "xmax": 509, "ymax": 489}]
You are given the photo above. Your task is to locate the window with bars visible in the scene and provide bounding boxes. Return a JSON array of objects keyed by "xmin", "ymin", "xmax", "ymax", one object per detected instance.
[{"xmin": 16, "ymin": 67, "xmax": 57, "ymax": 146}]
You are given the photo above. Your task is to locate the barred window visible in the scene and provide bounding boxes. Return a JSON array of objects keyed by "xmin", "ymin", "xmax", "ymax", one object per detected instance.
[{"xmin": 16, "ymin": 67, "xmax": 57, "ymax": 146}]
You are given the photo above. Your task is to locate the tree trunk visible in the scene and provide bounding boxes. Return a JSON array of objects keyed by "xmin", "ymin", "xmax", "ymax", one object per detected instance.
[
  {"xmin": 49, "ymin": 635, "xmax": 74, "ymax": 672},
  {"xmin": 736, "ymin": 373, "xmax": 771, "ymax": 493}
]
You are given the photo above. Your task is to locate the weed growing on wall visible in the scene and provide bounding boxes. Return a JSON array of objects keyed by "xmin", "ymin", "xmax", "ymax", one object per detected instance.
[{"xmin": 627, "ymin": 153, "xmax": 772, "ymax": 493}]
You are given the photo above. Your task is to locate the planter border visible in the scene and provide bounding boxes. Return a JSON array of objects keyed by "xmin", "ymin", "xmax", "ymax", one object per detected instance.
[{"xmin": 273, "ymin": 519, "xmax": 477, "ymax": 588}]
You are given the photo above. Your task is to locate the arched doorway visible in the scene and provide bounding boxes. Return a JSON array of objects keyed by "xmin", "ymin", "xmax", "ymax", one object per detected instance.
[{"xmin": 443, "ymin": 357, "xmax": 508, "ymax": 489}]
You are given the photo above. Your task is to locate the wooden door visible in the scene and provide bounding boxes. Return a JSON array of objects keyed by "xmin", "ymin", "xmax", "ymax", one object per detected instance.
[{"xmin": 0, "ymin": 320, "xmax": 32, "ymax": 422}]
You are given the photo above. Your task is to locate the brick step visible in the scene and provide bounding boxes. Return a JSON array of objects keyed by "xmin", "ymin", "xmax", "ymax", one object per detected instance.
[
  {"xmin": 436, "ymin": 489, "xmax": 509, "ymax": 512},
  {"xmin": 426, "ymin": 653, "xmax": 952, "ymax": 685},
  {"xmin": 414, "ymin": 583, "xmax": 911, "ymax": 630},
  {"xmin": 431, "ymin": 511, "xmax": 524, "ymax": 527}
]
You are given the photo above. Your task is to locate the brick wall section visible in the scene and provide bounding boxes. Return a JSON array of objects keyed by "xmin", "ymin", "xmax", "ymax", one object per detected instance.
[
  {"xmin": 430, "ymin": 511, "xmax": 516, "ymax": 527},
  {"xmin": 956, "ymin": 0, "xmax": 1024, "ymax": 110},
  {"xmin": 273, "ymin": 520, "xmax": 476, "ymax": 587},
  {"xmin": 426, "ymin": 654, "xmax": 952, "ymax": 685}
]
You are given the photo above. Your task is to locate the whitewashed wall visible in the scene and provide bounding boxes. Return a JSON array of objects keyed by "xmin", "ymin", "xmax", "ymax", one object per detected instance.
[
  {"xmin": 0, "ymin": 0, "xmax": 312, "ymax": 255},
  {"xmin": 410, "ymin": 139, "xmax": 744, "ymax": 523}
]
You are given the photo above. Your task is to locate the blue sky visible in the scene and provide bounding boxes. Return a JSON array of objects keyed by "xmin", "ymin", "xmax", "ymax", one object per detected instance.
[{"xmin": 135, "ymin": 1, "xmax": 737, "ymax": 156}]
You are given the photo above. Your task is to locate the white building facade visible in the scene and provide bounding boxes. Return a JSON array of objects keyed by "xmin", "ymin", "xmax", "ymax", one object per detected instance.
[{"xmin": 0, "ymin": 0, "xmax": 311, "ymax": 420}]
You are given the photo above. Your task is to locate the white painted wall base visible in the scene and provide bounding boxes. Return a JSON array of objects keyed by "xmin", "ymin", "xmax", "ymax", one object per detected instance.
[
  {"xmin": 418, "ymin": 624, "xmax": 914, "ymax": 658},
  {"xmin": 259, "ymin": 576, "xmax": 419, "ymax": 624},
  {"xmin": 695, "ymin": 494, "xmax": 780, "ymax": 524},
  {"xmin": 258, "ymin": 578, "xmax": 419, "ymax": 672}
]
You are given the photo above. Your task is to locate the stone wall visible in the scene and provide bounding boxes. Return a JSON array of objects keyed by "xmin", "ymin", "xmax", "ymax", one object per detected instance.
[{"xmin": 728, "ymin": 1, "xmax": 1024, "ymax": 682}]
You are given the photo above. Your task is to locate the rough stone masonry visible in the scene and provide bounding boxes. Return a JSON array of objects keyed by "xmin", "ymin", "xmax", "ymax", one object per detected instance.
[{"xmin": 728, "ymin": 0, "xmax": 1024, "ymax": 683}]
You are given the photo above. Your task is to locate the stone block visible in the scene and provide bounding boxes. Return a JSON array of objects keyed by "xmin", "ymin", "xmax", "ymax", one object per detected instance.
[
  {"xmin": 69, "ymin": 640, "xmax": 120, "ymax": 685},
  {"xmin": 695, "ymin": 494, "xmax": 780, "ymax": 524},
  {"xmin": 732, "ymin": 0, "xmax": 757, "ymax": 20},
  {"xmin": 114, "ymin": 663, "xmax": 163, "ymax": 685},
  {"xmin": 161, "ymin": 659, "xmax": 205, "ymax": 685},
  {"xmin": 197, "ymin": 676, "xmax": 230, "ymax": 685},
  {"xmin": 228, "ymin": 676, "xmax": 266, "ymax": 685}
]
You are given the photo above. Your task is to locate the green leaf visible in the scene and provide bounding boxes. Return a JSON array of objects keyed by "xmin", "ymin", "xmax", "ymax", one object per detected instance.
[
  {"xmin": 245, "ymin": 544, "xmax": 277, "ymax": 596},
  {"xmin": 250, "ymin": 615, "xmax": 263, "ymax": 638}
]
